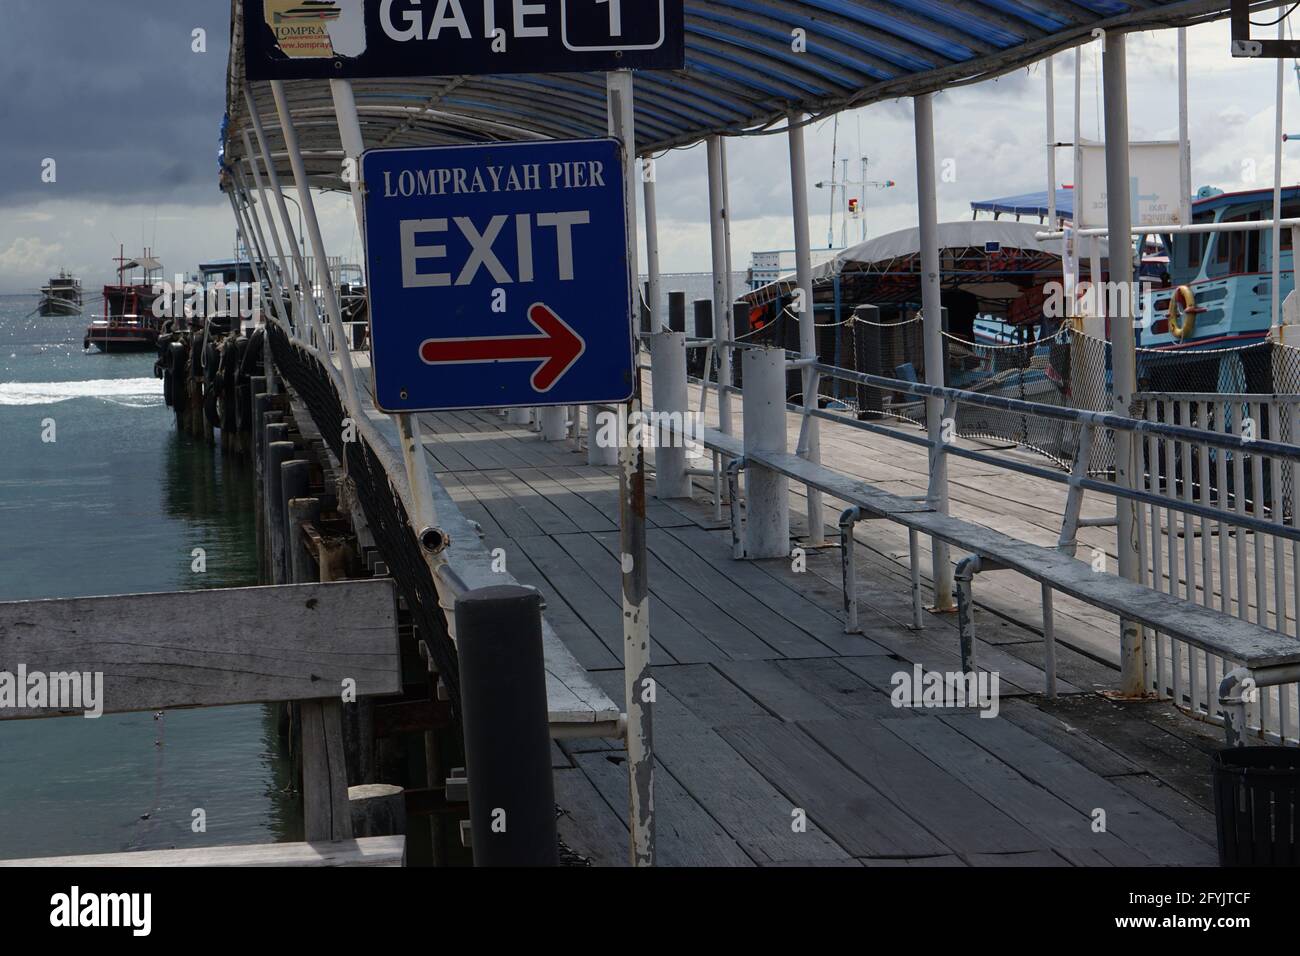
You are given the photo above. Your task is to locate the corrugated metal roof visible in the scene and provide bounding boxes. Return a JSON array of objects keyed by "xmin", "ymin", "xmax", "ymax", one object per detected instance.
[{"xmin": 222, "ymin": 0, "xmax": 1230, "ymax": 190}]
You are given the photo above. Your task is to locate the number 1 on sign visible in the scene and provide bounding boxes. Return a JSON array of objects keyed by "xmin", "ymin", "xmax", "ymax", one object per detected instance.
[{"xmin": 596, "ymin": 0, "xmax": 623, "ymax": 36}]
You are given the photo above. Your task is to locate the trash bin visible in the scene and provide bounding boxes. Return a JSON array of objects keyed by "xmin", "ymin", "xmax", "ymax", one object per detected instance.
[{"xmin": 1212, "ymin": 746, "xmax": 1300, "ymax": 866}]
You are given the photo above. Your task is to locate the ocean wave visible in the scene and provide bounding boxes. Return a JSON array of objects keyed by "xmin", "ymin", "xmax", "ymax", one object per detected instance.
[{"xmin": 0, "ymin": 378, "xmax": 164, "ymax": 407}]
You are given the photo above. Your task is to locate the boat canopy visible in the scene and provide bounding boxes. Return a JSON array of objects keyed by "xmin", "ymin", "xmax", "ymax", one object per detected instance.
[
  {"xmin": 222, "ymin": 0, "xmax": 1228, "ymax": 191},
  {"xmin": 119, "ymin": 256, "xmax": 163, "ymax": 273},
  {"xmin": 970, "ymin": 188, "xmax": 1075, "ymax": 222}
]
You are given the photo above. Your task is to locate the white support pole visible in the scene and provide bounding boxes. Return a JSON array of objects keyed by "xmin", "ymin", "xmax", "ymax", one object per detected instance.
[
  {"xmin": 648, "ymin": 331, "xmax": 690, "ymax": 498},
  {"xmin": 788, "ymin": 112, "xmax": 825, "ymax": 546},
  {"xmin": 606, "ymin": 68, "xmax": 654, "ymax": 869},
  {"xmin": 507, "ymin": 406, "xmax": 534, "ymax": 426},
  {"xmin": 706, "ymin": 136, "xmax": 733, "ymax": 436},
  {"xmin": 742, "ymin": 346, "xmax": 791, "ymax": 558},
  {"xmin": 721, "ymin": 137, "xmax": 735, "ymax": 315},
  {"xmin": 1177, "ymin": 28, "xmax": 1192, "ymax": 228},
  {"xmin": 270, "ymin": 80, "xmax": 363, "ymax": 420},
  {"xmin": 1103, "ymin": 33, "xmax": 1145, "ymax": 696},
  {"xmin": 1273, "ymin": 17, "xmax": 1285, "ymax": 330},
  {"xmin": 331, "ymin": 79, "xmax": 444, "ymax": 534},
  {"xmin": 245, "ymin": 86, "xmax": 324, "ymax": 348},
  {"xmin": 228, "ymin": 189, "xmax": 282, "ymax": 335},
  {"xmin": 232, "ymin": 168, "xmax": 292, "ymax": 332},
  {"xmin": 643, "ymin": 158, "xmax": 663, "ymax": 332},
  {"xmin": 913, "ymin": 93, "xmax": 953, "ymax": 611},
  {"xmin": 1074, "ymin": 44, "xmax": 1085, "ymax": 322},
  {"xmin": 242, "ymin": 131, "xmax": 297, "ymax": 337},
  {"xmin": 1046, "ymin": 55, "xmax": 1057, "ymax": 226},
  {"xmin": 539, "ymin": 406, "xmax": 567, "ymax": 440},
  {"xmin": 329, "ymin": 78, "xmax": 369, "ymax": 263}
]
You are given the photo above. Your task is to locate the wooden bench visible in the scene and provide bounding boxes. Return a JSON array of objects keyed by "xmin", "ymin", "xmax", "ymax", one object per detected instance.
[
  {"xmin": 707, "ymin": 426, "xmax": 1300, "ymax": 745},
  {"xmin": 0, "ymin": 578, "xmax": 404, "ymax": 861}
]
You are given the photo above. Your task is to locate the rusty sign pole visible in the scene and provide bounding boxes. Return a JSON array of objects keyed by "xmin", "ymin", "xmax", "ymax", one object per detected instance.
[{"xmin": 607, "ymin": 68, "xmax": 655, "ymax": 867}]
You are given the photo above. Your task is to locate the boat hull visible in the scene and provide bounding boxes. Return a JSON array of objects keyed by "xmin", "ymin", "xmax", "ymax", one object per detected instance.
[{"xmin": 83, "ymin": 327, "xmax": 160, "ymax": 353}]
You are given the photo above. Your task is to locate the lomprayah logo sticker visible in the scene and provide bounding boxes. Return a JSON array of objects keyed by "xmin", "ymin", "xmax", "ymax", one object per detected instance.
[{"xmin": 264, "ymin": 0, "xmax": 366, "ymax": 59}]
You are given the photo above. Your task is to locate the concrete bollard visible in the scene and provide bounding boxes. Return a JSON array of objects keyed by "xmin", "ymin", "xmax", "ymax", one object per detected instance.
[
  {"xmin": 648, "ymin": 332, "xmax": 691, "ymax": 499},
  {"xmin": 538, "ymin": 405, "xmax": 567, "ymax": 441},
  {"xmin": 586, "ymin": 406, "xmax": 619, "ymax": 466},
  {"xmin": 742, "ymin": 347, "xmax": 791, "ymax": 559},
  {"xmin": 455, "ymin": 585, "xmax": 558, "ymax": 866},
  {"xmin": 505, "ymin": 406, "xmax": 532, "ymax": 426}
]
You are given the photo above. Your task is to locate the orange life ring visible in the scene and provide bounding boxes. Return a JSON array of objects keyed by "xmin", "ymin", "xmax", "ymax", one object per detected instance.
[{"xmin": 1168, "ymin": 285, "xmax": 1197, "ymax": 341}]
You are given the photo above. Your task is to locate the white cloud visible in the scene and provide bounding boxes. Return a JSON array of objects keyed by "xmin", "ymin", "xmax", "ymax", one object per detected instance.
[{"xmin": 0, "ymin": 237, "xmax": 65, "ymax": 284}]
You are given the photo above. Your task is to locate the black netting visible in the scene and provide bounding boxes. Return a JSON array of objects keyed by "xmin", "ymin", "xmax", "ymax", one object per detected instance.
[{"xmin": 267, "ymin": 325, "xmax": 461, "ymax": 714}]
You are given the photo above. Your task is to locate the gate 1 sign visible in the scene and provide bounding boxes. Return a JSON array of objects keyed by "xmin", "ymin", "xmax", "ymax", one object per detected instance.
[
  {"xmin": 363, "ymin": 138, "xmax": 635, "ymax": 413},
  {"xmin": 244, "ymin": 0, "xmax": 685, "ymax": 80}
]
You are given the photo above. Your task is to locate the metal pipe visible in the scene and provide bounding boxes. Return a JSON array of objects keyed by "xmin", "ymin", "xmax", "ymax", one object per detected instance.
[
  {"xmin": 607, "ymin": 68, "xmax": 654, "ymax": 869},
  {"xmin": 1103, "ymin": 32, "xmax": 1145, "ymax": 696},
  {"xmin": 908, "ymin": 528, "xmax": 924, "ymax": 630},
  {"xmin": 954, "ymin": 555, "xmax": 983, "ymax": 673},
  {"xmin": 1177, "ymin": 28, "xmax": 1191, "ymax": 229},
  {"xmin": 271, "ymin": 80, "xmax": 362, "ymax": 415},
  {"xmin": 245, "ymin": 86, "xmax": 321, "ymax": 346},
  {"xmin": 914, "ymin": 93, "xmax": 953, "ymax": 611},
  {"xmin": 232, "ymin": 171, "xmax": 292, "ymax": 332},
  {"xmin": 1273, "ymin": 16, "xmax": 1285, "ymax": 331},
  {"xmin": 788, "ymin": 111, "xmax": 825, "ymax": 546},
  {"xmin": 241, "ymin": 132, "xmax": 297, "ymax": 334},
  {"xmin": 643, "ymin": 159, "xmax": 663, "ymax": 332},
  {"xmin": 1042, "ymin": 582, "xmax": 1058, "ymax": 698},
  {"xmin": 727, "ymin": 457, "xmax": 746, "ymax": 559},
  {"xmin": 706, "ymin": 136, "xmax": 733, "ymax": 436},
  {"xmin": 840, "ymin": 506, "xmax": 862, "ymax": 633}
]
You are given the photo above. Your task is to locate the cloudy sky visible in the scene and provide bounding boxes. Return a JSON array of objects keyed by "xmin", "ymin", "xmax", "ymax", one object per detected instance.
[{"xmin": 0, "ymin": 3, "xmax": 1295, "ymax": 294}]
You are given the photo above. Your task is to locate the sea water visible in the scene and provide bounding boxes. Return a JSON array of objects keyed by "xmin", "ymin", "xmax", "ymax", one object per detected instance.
[{"xmin": 0, "ymin": 294, "xmax": 299, "ymax": 858}]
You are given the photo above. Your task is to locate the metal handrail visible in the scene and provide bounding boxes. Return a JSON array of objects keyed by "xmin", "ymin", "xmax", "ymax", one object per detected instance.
[{"xmin": 813, "ymin": 362, "xmax": 1300, "ymax": 464}]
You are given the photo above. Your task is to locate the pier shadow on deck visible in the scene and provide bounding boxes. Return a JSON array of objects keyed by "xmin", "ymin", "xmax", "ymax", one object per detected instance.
[{"xmin": 416, "ymin": 407, "xmax": 1222, "ymax": 867}]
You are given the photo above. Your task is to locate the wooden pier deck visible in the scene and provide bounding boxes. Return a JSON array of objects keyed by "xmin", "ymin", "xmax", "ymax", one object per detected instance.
[{"xmin": 400, "ymin": 393, "xmax": 1224, "ymax": 867}]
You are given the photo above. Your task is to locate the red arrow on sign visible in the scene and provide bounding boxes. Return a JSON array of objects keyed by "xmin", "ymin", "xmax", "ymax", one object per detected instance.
[{"xmin": 418, "ymin": 303, "xmax": 586, "ymax": 393}]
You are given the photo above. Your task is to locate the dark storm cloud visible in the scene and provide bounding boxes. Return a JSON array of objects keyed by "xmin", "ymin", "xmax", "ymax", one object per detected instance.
[{"xmin": 0, "ymin": 0, "xmax": 228, "ymax": 204}]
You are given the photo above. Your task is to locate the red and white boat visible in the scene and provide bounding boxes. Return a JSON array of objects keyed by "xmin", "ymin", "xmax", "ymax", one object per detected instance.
[{"xmin": 84, "ymin": 247, "xmax": 166, "ymax": 353}]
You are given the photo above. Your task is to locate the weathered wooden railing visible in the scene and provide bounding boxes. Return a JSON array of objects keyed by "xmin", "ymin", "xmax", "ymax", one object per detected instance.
[{"xmin": 0, "ymin": 579, "xmax": 405, "ymax": 865}]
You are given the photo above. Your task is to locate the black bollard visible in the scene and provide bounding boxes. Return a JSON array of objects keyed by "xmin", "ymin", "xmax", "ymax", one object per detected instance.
[{"xmin": 456, "ymin": 585, "xmax": 558, "ymax": 866}]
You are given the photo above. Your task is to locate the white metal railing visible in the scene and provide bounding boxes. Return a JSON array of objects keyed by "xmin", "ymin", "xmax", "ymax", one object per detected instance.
[
  {"xmin": 1135, "ymin": 391, "xmax": 1300, "ymax": 743},
  {"xmin": 680, "ymin": 347, "xmax": 1300, "ymax": 744}
]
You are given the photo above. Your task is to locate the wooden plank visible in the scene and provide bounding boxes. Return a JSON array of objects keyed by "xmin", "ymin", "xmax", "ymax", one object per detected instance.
[
  {"xmin": 666, "ymin": 526, "xmax": 868, "ymax": 656},
  {"xmin": 717, "ymin": 719, "xmax": 952, "ymax": 858},
  {"xmin": 0, "ymin": 837, "xmax": 405, "ymax": 867},
  {"xmin": 863, "ymin": 855, "xmax": 967, "ymax": 867},
  {"xmin": 798, "ymin": 717, "xmax": 1045, "ymax": 855},
  {"xmin": 574, "ymin": 751, "xmax": 755, "ymax": 866},
  {"xmin": 645, "ymin": 528, "xmax": 852, "ymax": 659},
  {"xmin": 555, "ymin": 533, "xmax": 727, "ymax": 663},
  {"xmin": 880, "ymin": 714, "xmax": 1135, "ymax": 854},
  {"xmin": 512, "ymin": 467, "xmax": 619, "ymax": 533},
  {"xmin": 301, "ymin": 699, "xmax": 354, "ymax": 842},
  {"xmin": 654, "ymin": 664, "xmax": 771, "ymax": 726},
  {"xmin": 0, "ymin": 580, "xmax": 400, "ymax": 718},
  {"xmin": 513, "ymin": 534, "xmax": 662, "ymax": 663},
  {"xmin": 589, "ymin": 530, "xmax": 779, "ymax": 661},
  {"xmin": 773, "ymin": 658, "xmax": 909, "ymax": 719},
  {"xmin": 997, "ymin": 698, "xmax": 1144, "ymax": 778},
  {"xmin": 715, "ymin": 659, "xmax": 845, "ymax": 722},
  {"xmin": 940, "ymin": 712, "xmax": 1218, "ymax": 865},
  {"xmin": 505, "ymin": 544, "xmax": 620, "ymax": 671},
  {"xmin": 553, "ymin": 767, "xmax": 630, "ymax": 867},
  {"xmin": 589, "ymin": 669, "xmax": 852, "ymax": 863}
]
